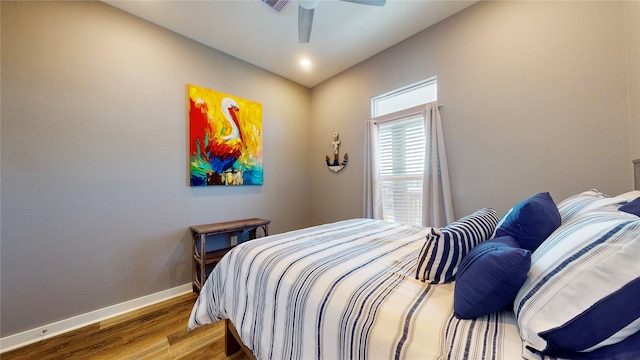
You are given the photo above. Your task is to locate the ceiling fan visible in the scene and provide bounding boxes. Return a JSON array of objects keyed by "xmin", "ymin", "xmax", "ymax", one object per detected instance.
[{"xmin": 262, "ymin": 0, "xmax": 386, "ymax": 43}]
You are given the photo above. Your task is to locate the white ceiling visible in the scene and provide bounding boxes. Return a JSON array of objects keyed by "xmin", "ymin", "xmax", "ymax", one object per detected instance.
[{"xmin": 103, "ymin": 0, "xmax": 477, "ymax": 88}]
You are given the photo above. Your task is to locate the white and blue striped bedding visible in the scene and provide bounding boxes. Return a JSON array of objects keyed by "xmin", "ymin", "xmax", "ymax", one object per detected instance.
[
  {"xmin": 188, "ymin": 218, "xmax": 524, "ymax": 360},
  {"xmin": 515, "ymin": 191, "xmax": 640, "ymax": 358}
]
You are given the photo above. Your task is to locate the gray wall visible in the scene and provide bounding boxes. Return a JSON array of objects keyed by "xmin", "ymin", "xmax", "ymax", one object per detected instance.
[
  {"xmin": 311, "ymin": 0, "xmax": 640, "ymax": 224},
  {"xmin": 2, "ymin": 0, "xmax": 639, "ymax": 340},
  {"xmin": 1, "ymin": 1, "xmax": 311, "ymax": 336},
  {"xmin": 626, "ymin": 1, "xmax": 640, "ymax": 160}
]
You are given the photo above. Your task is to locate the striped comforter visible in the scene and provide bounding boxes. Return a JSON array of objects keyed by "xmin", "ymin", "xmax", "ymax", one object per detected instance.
[{"xmin": 188, "ymin": 219, "xmax": 524, "ymax": 360}]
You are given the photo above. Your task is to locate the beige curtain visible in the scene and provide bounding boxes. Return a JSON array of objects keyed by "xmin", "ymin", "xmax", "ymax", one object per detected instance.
[
  {"xmin": 363, "ymin": 120, "xmax": 383, "ymax": 219},
  {"xmin": 422, "ymin": 102, "xmax": 454, "ymax": 227}
]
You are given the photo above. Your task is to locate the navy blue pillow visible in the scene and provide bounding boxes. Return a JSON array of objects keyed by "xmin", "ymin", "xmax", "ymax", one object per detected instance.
[
  {"xmin": 495, "ymin": 192, "xmax": 561, "ymax": 251},
  {"xmin": 541, "ymin": 327, "xmax": 640, "ymax": 359},
  {"xmin": 620, "ymin": 197, "xmax": 640, "ymax": 217},
  {"xmin": 538, "ymin": 277, "xmax": 640, "ymax": 356},
  {"xmin": 453, "ymin": 236, "xmax": 531, "ymax": 319}
]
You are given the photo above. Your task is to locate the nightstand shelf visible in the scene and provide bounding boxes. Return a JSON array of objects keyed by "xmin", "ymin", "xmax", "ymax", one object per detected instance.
[{"xmin": 190, "ymin": 218, "xmax": 270, "ymax": 292}]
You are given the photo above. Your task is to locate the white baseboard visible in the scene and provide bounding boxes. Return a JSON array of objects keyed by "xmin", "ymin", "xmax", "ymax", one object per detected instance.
[{"xmin": 0, "ymin": 283, "xmax": 193, "ymax": 353}]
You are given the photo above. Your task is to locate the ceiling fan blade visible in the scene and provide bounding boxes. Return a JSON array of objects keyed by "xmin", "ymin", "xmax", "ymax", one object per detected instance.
[
  {"xmin": 298, "ymin": 5, "xmax": 314, "ymax": 43},
  {"xmin": 340, "ymin": 0, "xmax": 386, "ymax": 6},
  {"xmin": 261, "ymin": 0, "xmax": 289, "ymax": 13}
]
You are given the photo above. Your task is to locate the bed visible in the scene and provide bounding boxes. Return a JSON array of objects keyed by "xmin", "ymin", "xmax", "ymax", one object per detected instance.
[{"xmin": 188, "ymin": 188, "xmax": 640, "ymax": 359}]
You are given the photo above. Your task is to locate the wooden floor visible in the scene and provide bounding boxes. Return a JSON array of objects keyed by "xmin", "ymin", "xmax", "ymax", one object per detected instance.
[{"xmin": 1, "ymin": 292, "xmax": 249, "ymax": 360}]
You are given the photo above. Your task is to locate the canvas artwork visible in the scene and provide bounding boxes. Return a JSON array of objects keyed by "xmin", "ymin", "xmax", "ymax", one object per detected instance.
[{"xmin": 189, "ymin": 84, "xmax": 263, "ymax": 186}]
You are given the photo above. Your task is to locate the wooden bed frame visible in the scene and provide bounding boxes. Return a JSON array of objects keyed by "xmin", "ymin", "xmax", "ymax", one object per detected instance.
[{"xmin": 225, "ymin": 320, "xmax": 256, "ymax": 360}]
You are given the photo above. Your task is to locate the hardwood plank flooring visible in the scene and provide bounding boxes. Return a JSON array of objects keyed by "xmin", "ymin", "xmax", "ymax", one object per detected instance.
[{"xmin": 1, "ymin": 292, "xmax": 249, "ymax": 360}]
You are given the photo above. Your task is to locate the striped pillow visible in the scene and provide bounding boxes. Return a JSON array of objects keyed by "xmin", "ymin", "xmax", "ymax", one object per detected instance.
[
  {"xmin": 416, "ymin": 208, "xmax": 499, "ymax": 283},
  {"xmin": 557, "ymin": 189, "xmax": 625, "ymax": 222},
  {"xmin": 514, "ymin": 210, "xmax": 640, "ymax": 357}
]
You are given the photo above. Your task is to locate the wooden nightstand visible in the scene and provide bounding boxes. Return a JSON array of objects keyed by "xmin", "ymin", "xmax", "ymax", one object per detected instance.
[{"xmin": 190, "ymin": 218, "xmax": 270, "ymax": 292}]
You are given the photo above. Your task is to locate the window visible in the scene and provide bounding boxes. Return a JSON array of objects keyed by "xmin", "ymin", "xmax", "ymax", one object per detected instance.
[
  {"xmin": 372, "ymin": 77, "xmax": 437, "ymax": 118},
  {"xmin": 379, "ymin": 115, "xmax": 425, "ymax": 224},
  {"xmin": 372, "ymin": 77, "xmax": 437, "ymax": 225}
]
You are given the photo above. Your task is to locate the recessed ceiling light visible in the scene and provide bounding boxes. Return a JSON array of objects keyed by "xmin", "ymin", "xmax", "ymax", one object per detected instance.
[{"xmin": 300, "ymin": 58, "xmax": 313, "ymax": 71}]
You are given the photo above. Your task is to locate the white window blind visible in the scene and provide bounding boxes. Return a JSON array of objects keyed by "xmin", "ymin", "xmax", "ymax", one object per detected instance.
[
  {"xmin": 370, "ymin": 76, "xmax": 437, "ymax": 226},
  {"xmin": 378, "ymin": 115, "xmax": 425, "ymax": 225}
]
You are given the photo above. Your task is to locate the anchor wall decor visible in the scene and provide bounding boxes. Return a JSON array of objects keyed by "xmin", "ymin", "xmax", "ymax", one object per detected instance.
[{"xmin": 325, "ymin": 132, "xmax": 348, "ymax": 173}]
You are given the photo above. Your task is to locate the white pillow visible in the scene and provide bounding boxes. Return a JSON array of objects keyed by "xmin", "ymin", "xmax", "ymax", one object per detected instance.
[
  {"xmin": 615, "ymin": 190, "xmax": 640, "ymax": 201},
  {"xmin": 514, "ymin": 210, "xmax": 640, "ymax": 357},
  {"xmin": 557, "ymin": 189, "xmax": 626, "ymax": 222}
]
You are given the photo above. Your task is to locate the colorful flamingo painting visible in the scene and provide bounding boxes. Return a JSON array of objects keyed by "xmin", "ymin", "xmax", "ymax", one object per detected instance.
[{"xmin": 189, "ymin": 84, "xmax": 263, "ymax": 186}]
